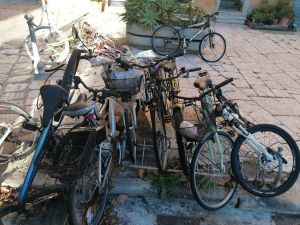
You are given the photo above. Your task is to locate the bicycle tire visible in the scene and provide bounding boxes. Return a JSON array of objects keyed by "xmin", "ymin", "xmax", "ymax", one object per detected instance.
[
  {"xmin": 199, "ymin": 32, "xmax": 226, "ymax": 63},
  {"xmin": 67, "ymin": 172, "xmax": 109, "ymax": 225},
  {"xmin": 172, "ymin": 108, "xmax": 190, "ymax": 176},
  {"xmin": 150, "ymin": 99, "xmax": 168, "ymax": 173},
  {"xmin": 54, "ymin": 49, "xmax": 81, "ymax": 122},
  {"xmin": 152, "ymin": 26, "xmax": 181, "ymax": 56},
  {"xmin": 0, "ymin": 102, "xmax": 39, "ymax": 163},
  {"xmin": 231, "ymin": 124, "xmax": 300, "ymax": 197},
  {"xmin": 25, "ymin": 26, "xmax": 69, "ymax": 71},
  {"xmin": 0, "ymin": 187, "xmax": 64, "ymax": 225},
  {"xmin": 124, "ymin": 109, "xmax": 136, "ymax": 163},
  {"xmin": 61, "ymin": 49, "xmax": 81, "ymax": 92},
  {"xmin": 190, "ymin": 130, "xmax": 237, "ymax": 211}
]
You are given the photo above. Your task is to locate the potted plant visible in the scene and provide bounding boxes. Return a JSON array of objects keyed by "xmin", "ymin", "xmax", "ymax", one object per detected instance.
[
  {"xmin": 90, "ymin": 0, "xmax": 103, "ymax": 13},
  {"xmin": 275, "ymin": 0, "xmax": 294, "ymax": 25},
  {"xmin": 101, "ymin": 0, "xmax": 107, "ymax": 12}
]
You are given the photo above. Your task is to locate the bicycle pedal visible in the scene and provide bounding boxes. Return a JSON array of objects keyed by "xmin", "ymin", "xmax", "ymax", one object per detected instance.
[
  {"xmin": 22, "ymin": 121, "xmax": 37, "ymax": 131},
  {"xmin": 164, "ymin": 114, "xmax": 172, "ymax": 123}
]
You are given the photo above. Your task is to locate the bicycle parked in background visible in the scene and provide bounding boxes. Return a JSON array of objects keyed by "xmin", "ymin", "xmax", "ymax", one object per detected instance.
[{"xmin": 152, "ymin": 12, "xmax": 226, "ymax": 62}]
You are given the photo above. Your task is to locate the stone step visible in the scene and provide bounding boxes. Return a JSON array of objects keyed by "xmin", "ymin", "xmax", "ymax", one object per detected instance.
[
  {"xmin": 218, "ymin": 11, "xmax": 247, "ymax": 17},
  {"xmin": 109, "ymin": 0, "xmax": 125, "ymax": 7},
  {"xmin": 219, "ymin": 1, "xmax": 239, "ymax": 9},
  {"xmin": 217, "ymin": 16, "xmax": 246, "ymax": 24}
]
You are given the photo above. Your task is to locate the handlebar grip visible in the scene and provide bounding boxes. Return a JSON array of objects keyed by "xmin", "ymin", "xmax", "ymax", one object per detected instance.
[
  {"xmin": 187, "ymin": 67, "xmax": 201, "ymax": 72},
  {"xmin": 215, "ymin": 78, "xmax": 233, "ymax": 89},
  {"xmin": 170, "ymin": 53, "xmax": 184, "ymax": 58}
]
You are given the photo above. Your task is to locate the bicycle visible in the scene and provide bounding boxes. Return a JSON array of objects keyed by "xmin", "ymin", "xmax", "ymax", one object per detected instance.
[
  {"xmin": 151, "ymin": 12, "xmax": 226, "ymax": 62},
  {"xmin": 186, "ymin": 77, "xmax": 300, "ymax": 198},
  {"xmin": 0, "ymin": 103, "xmax": 39, "ymax": 164},
  {"xmin": 171, "ymin": 77, "xmax": 237, "ymax": 211},
  {"xmin": 72, "ymin": 21, "xmax": 128, "ymax": 59},
  {"xmin": 24, "ymin": 0, "xmax": 70, "ymax": 72},
  {"xmin": 0, "ymin": 79, "xmax": 115, "ymax": 224}
]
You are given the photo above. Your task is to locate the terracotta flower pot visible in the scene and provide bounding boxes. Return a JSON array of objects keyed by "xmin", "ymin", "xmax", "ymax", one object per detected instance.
[
  {"xmin": 90, "ymin": 1, "xmax": 103, "ymax": 13},
  {"xmin": 287, "ymin": 19, "xmax": 293, "ymax": 26},
  {"xmin": 279, "ymin": 17, "xmax": 289, "ymax": 26},
  {"xmin": 102, "ymin": 2, "xmax": 106, "ymax": 11},
  {"xmin": 273, "ymin": 19, "xmax": 279, "ymax": 25}
]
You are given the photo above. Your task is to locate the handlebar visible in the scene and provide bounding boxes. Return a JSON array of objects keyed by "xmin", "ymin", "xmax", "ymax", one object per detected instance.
[
  {"xmin": 173, "ymin": 78, "xmax": 233, "ymax": 101},
  {"xmin": 80, "ymin": 53, "xmax": 184, "ymax": 70},
  {"xmin": 74, "ymin": 76, "xmax": 120, "ymax": 98},
  {"xmin": 204, "ymin": 12, "xmax": 219, "ymax": 19}
]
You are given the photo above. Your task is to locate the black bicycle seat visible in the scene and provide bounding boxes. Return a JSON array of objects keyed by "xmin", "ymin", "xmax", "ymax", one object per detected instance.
[
  {"xmin": 40, "ymin": 84, "xmax": 68, "ymax": 128},
  {"xmin": 64, "ymin": 93, "xmax": 93, "ymax": 117},
  {"xmin": 164, "ymin": 62, "xmax": 176, "ymax": 73},
  {"xmin": 178, "ymin": 18, "xmax": 189, "ymax": 21},
  {"xmin": 194, "ymin": 77, "xmax": 212, "ymax": 90}
]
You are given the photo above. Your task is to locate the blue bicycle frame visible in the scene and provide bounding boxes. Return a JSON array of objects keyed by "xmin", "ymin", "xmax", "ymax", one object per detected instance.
[
  {"xmin": 17, "ymin": 89, "xmax": 76, "ymax": 208},
  {"xmin": 17, "ymin": 120, "xmax": 52, "ymax": 207}
]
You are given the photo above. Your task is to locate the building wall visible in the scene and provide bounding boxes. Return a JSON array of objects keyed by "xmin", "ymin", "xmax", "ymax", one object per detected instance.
[
  {"xmin": 194, "ymin": 0, "xmax": 216, "ymax": 14},
  {"xmin": 248, "ymin": 0, "xmax": 278, "ymax": 8}
]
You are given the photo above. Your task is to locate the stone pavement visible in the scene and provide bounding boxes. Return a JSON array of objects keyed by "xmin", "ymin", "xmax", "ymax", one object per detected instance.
[{"xmin": 1, "ymin": 0, "xmax": 300, "ymax": 223}]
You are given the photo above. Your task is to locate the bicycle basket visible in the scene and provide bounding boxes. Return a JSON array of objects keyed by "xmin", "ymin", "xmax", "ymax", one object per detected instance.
[
  {"xmin": 36, "ymin": 126, "xmax": 106, "ymax": 180},
  {"xmin": 172, "ymin": 101, "xmax": 217, "ymax": 143},
  {"xmin": 101, "ymin": 66, "xmax": 144, "ymax": 96}
]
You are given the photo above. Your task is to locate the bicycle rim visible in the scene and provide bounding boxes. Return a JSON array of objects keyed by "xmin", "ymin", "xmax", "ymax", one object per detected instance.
[
  {"xmin": 124, "ymin": 108, "xmax": 136, "ymax": 163},
  {"xmin": 0, "ymin": 102, "xmax": 38, "ymax": 162},
  {"xmin": 190, "ymin": 131, "xmax": 237, "ymax": 211},
  {"xmin": 231, "ymin": 124, "xmax": 300, "ymax": 197},
  {"xmin": 25, "ymin": 26, "xmax": 69, "ymax": 67},
  {"xmin": 152, "ymin": 26, "xmax": 180, "ymax": 56},
  {"xmin": 199, "ymin": 33, "xmax": 226, "ymax": 62},
  {"xmin": 68, "ymin": 158, "xmax": 109, "ymax": 225}
]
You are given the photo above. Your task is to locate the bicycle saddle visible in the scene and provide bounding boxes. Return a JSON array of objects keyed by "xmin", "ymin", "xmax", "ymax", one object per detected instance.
[
  {"xmin": 178, "ymin": 18, "xmax": 189, "ymax": 21},
  {"xmin": 40, "ymin": 84, "xmax": 68, "ymax": 128},
  {"xmin": 64, "ymin": 93, "xmax": 93, "ymax": 117},
  {"xmin": 164, "ymin": 62, "xmax": 176, "ymax": 73},
  {"xmin": 194, "ymin": 77, "xmax": 212, "ymax": 90}
]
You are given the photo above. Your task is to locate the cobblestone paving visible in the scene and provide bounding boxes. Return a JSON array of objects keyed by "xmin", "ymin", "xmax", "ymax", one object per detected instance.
[{"xmin": 1, "ymin": 0, "xmax": 300, "ymax": 213}]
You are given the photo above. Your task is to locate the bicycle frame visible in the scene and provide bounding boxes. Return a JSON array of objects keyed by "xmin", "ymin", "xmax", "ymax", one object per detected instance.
[
  {"xmin": 221, "ymin": 106, "xmax": 273, "ymax": 161},
  {"xmin": 16, "ymin": 90, "xmax": 104, "ymax": 208}
]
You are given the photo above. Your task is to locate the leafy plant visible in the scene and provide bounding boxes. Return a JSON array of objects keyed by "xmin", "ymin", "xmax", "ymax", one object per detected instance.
[
  {"xmin": 142, "ymin": 172, "xmax": 181, "ymax": 198},
  {"xmin": 139, "ymin": 9, "xmax": 160, "ymax": 30},
  {"xmin": 121, "ymin": 0, "xmax": 205, "ymax": 30},
  {"xmin": 154, "ymin": 0, "xmax": 180, "ymax": 24},
  {"xmin": 274, "ymin": 0, "xmax": 294, "ymax": 19},
  {"xmin": 180, "ymin": 2, "xmax": 205, "ymax": 24}
]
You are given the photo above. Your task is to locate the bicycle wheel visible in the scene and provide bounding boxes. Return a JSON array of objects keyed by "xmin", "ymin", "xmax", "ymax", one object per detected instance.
[
  {"xmin": 231, "ymin": 124, "xmax": 300, "ymax": 197},
  {"xmin": 172, "ymin": 108, "xmax": 190, "ymax": 176},
  {"xmin": 61, "ymin": 49, "xmax": 81, "ymax": 92},
  {"xmin": 0, "ymin": 187, "xmax": 64, "ymax": 225},
  {"xmin": 199, "ymin": 32, "xmax": 226, "ymax": 63},
  {"xmin": 152, "ymin": 26, "xmax": 181, "ymax": 56},
  {"xmin": 0, "ymin": 102, "xmax": 39, "ymax": 163},
  {"xmin": 67, "ymin": 160, "xmax": 109, "ymax": 225},
  {"xmin": 151, "ymin": 99, "xmax": 168, "ymax": 173},
  {"xmin": 53, "ymin": 49, "xmax": 81, "ymax": 122},
  {"xmin": 25, "ymin": 26, "xmax": 69, "ymax": 71},
  {"xmin": 190, "ymin": 130, "xmax": 237, "ymax": 211},
  {"xmin": 124, "ymin": 108, "xmax": 136, "ymax": 163}
]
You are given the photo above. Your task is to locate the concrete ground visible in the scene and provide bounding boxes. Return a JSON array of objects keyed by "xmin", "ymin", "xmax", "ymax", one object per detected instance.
[{"xmin": 1, "ymin": 0, "xmax": 300, "ymax": 224}]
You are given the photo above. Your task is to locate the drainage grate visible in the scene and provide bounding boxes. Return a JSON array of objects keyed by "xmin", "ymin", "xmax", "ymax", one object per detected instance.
[{"xmin": 157, "ymin": 215, "xmax": 201, "ymax": 225}]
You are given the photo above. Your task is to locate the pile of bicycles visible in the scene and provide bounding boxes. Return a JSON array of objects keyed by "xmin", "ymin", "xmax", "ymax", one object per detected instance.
[{"xmin": 1, "ymin": 45, "xmax": 299, "ymax": 224}]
